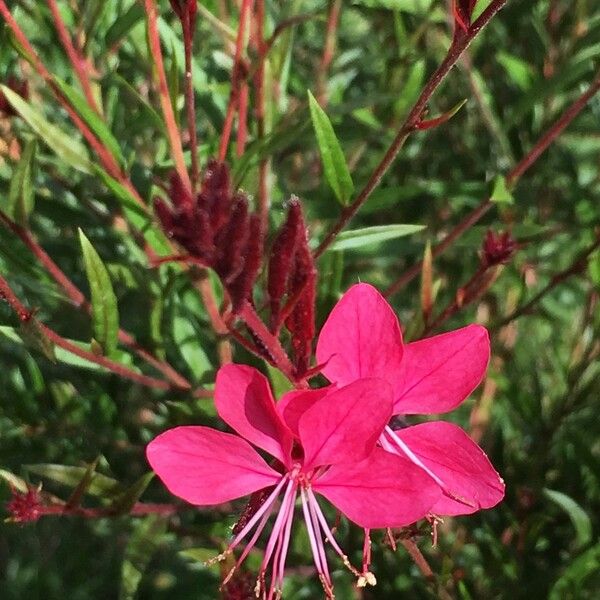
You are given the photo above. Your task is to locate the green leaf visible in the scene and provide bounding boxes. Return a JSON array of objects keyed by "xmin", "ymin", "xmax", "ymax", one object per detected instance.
[
  {"xmin": 327, "ymin": 224, "xmax": 425, "ymax": 251},
  {"xmin": 308, "ymin": 90, "xmax": 354, "ymax": 206},
  {"xmin": 352, "ymin": 0, "xmax": 435, "ymax": 13},
  {"xmin": 105, "ymin": 2, "xmax": 145, "ymax": 48},
  {"xmin": 65, "ymin": 457, "xmax": 100, "ymax": 509},
  {"xmin": 0, "ymin": 85, "xmax": 92, "ymax": 174},
  {"xmin": 549, "ymin": 541, "xmax": 600, "ymax": 599},
  {"xmin": 172, "ymin": 310, "xmax": 212, "ymax": 380},
  {"xmin": 266, "ymin": 363, "xmax": 294, "ymax": 397},
  {"xmin": 7, "ymin": 138, "xmax": 37, "ymax": 225},
  {"xmin": 588, "ymin": 251, "xmax": 600, "ymax": 287},
  {"xmin": 0, "ymin": 469, "xmax": 29, "ymax": 494},
  {"xmin": 110, "ymin": 472, "xmax": 154, "ymax": 515},
  {"xmin": 24, "ymin": 464, "xmax": 122, "ymax": 498},
  {"xmin": 490, "ymin": 175, "xmax": 514, "ymax": 205},
  {"xmin": 79, "ymin": 229, "xmax": 120, "ymax": 357},
  {"xmin": 543, "ymin": 488, "xmax": 592, "ymax": 549},
  {"xmin": 120, "ymin": 515, "xmax": 169, "ymax": 600},
  {"xmin": 54, "ymin": 77, "xmax": 125, "ymax": 166}
]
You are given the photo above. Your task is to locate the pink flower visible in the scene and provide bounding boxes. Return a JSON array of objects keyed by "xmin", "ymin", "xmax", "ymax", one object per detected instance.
[
  {"xmin": 316, "ymin": 283, "xmax": 505, "ymax": 516},
  {"xmin": 147, "ymin": 364, "xmax": 441, "ymax": 597}
]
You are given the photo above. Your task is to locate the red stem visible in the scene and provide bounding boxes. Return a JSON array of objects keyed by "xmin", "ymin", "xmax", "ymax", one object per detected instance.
[
  {"xmin": 144, "ymin": 0, "xmax": 192, "ymax": 194},
  {"xmin": 181, "ymin": 8, "xmax": 201, "ymax": 190},
  {"xmin": 218, "ymin": 0, "xmax": 253, "ymax": 161},
  {"xmin": 317, "ymin": 0, "xmax": 342, "ymax": 106},
  {"xmin": 236, "ymin": 81, "xmax": 249, "ymax": 156},
  {"xmin": 0, "ymin": 274, "xmax": 176, "ymax": 391},
  {"xmin": 46, "ymin": 0, "xmax": 101, "ymax": 115},
  {"xmin": 313, "ymin": 0, "xmax": 507, "ymax": 259},
  {"xmin": 40, "ymin": 502, "xmax": 179, "ymax": 519},
  {"xmin": 384, "ymin": 68, "xmax": 600, "ymax": 298}
]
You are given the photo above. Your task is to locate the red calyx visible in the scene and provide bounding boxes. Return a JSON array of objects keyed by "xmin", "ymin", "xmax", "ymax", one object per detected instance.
[{"xmin": 480, "ymin": 230, "xmax": 518, "ymax": 268}]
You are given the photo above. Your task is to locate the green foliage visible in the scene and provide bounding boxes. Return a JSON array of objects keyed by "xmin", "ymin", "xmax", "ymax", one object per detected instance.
[{"xmin": 1, "ymin": 1, "xmax": 600, "ymax": 599}]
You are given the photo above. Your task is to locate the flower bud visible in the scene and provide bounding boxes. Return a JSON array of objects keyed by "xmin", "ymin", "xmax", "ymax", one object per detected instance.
[{"xmin": 480, "ymin": 230, "xmax": 518, "ymax": 269}]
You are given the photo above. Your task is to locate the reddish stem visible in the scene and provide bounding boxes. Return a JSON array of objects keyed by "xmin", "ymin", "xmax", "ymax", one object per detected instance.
[
  {"xmin": 218, "ymin": 0, "xmax": 253, "ymax": 161},
  {"xmin": 313, "ymin": 0, "xmax": 507, "ymax": 259},
  {"xmin": 39, "ymin": 502, "xmax": 179, "ymax": 519},
  {"xmin": 144, "ymin": 0, "xmax": 192, "ymax": 194},
  {"xmin": 0, "ymin": 274, "xmax": 175, "ymax": 391},
  {"xmin": 46, "ymin": 0, "xmax": 101, "ymax": 114},
  {"xmin": 0, "ymin": 212, "xmax": 193, "ymax": 390},
  {"xmin": 385, "ymin": 69, "xmax": 600, "ymax": 298},
  {"xmin": 317, "ymin": 0, "xmax": 342, "ymax": 106},
  {"xmin": 181, "ymin": 8, "xmax": 201, "ymax": 190},
  {"xmin": 236, "ymin": 81, "xmax": 249, "ymax": 156}
]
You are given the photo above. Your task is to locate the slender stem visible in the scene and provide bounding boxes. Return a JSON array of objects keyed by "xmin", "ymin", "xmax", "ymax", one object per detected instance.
[
  {"xmin": 236, "ymin": 80, "xmax": 249, "ymax": 156},
  {"xmin": 46, "ymin": 0, "xmax": 101, "ymax": 114},
  {"xmin": 492, "ymin": 236, "xmax": 600, "ymax": 330},
  {"xmin": 0, "ymin": 274, "xmax": 175, "ymax": 391},
  {"xmin": 0, "ymin": 212, "xmax": 193, "ymax": 390},
  {"xmin": 144, "ymin": 0, "xmax": 192, "ymax": 194},
  {"xmin": 218, "ymin": 0, "xmax": 253, "ymax": 161},
  {"xmin": 313, "ymin": 0, "xmax": 507, "ymax": 259},
  {"xmin": 254, "ymin": 0, "xmax": 269, "ymax": 233},
  {"xmin": 317, "ymin": 0, "xmax": 342, "ymax": 106},
  {"xmin": 181, "ymin": 8, "xmax": 201, "ymax": 190},
  {"xmin": 40, "ymin": 502, "xmax": 179, "ymax": 519},
  {"xmin": 385, "ymin": 68, "xmax": 600, "ymax": 298}
]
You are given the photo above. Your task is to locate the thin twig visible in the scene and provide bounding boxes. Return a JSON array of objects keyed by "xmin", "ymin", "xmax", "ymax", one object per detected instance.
[
  {"xmin": 317, "ymin": 0, "xmax": 342, "ymax": 106},
  {"xmin": 313, "ymin": 0, "xmax": 507, "ymax": 259},
  {"xmin": 385, "ymin": 69, "xmax": 600, "ymax": 298},
  {"xmin": 144, "ymin": 0, "xmax": 192, "ymax": 194}
]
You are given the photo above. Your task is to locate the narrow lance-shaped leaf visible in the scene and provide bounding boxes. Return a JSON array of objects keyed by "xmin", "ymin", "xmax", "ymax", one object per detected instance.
[
  {"xmin": 420, "ymin": 240, "xmax": 433, "ymax": 323},
  {"xmin": 78, "ymin": 229, "xmax": 120, "ymax": 357},
  {"xmin": 110, "ymin": 472, "xmax": 155, "ymax": 516},
  {"xmin": 543, "ymin": 488, "xmax": 592, "ymax": 550},
  {"xmin": 54, "ymin": 77, "xmax": 125, "ymax": 167},
  {"xmin": 7, "ymin": 138, "xmax": 37, "ymax": 225},
  {"xmin": 308, "ymin": 90, "xmax": 354, "ymax": 206},
  {"xmin": 66, "ymin": 457, "xmax": 100, "ymax": 509},
  {"xmin": 0, "ymin": 85, "xmax": 92, "ymax": 174},
  {"xmin": 328, "ymin": 224, "xmax": 425, "ymax": 252}
]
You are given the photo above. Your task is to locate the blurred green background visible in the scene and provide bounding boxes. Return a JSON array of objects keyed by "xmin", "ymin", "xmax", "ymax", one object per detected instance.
[{"xmin": 1, "ymin": 0, "xmax": 600, "ymax": 598}]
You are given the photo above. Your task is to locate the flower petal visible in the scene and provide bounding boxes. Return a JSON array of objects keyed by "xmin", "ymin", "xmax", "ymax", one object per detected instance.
[
  {"xmin": 394, "ymin": 324, "xmax": 490, "ymax": 415},
  {"xmin": 147, "ymin": 426, "xmax": 281, "ymax": 505},
  {"xmin": 298, "ymin": 378, "xmax": 392, "ymax": 470},
  {"xmin": 315, "ymin": 448, "xmax": 441, "ymax": 528},
  {"xmin": 394, "ymin": 421, "xmax": 505, "ymax": 515},
  {"xmin": 278, "ymin": 387, "xmax": 332, "ymax": 436},
  {"xmin": 215, "ymin": 364, "xmax": 294, "ymax": 465},
  {"xmin": 316, "ymin": 283, "xmax": 404, "ymax": 388}
]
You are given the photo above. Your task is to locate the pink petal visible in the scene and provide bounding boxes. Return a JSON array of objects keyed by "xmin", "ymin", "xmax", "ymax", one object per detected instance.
[
  {"xmin": 278, "ymin": 387, "xmax": 332, "ymax": 436},
  {"xmin": 146, "ymin": 426, "xmax": 281, "ymax": 505},
  {"xmin": 215, "ymin": 364, "xmax": 294, "ymax": 465},
  {"xmin": 394, "ymin": 421, "xmax": 505, "ymax": 515},
  {"xmin": 315, "ymin": 448, "xmax": 441, "ymax": 528},
  {"xmin": 394, "ymin": 324, "xmax": 490, "ymax": 415},
  {"xmin": 316, "ymin": 283, "xmax": 404, "ymax": 388},
  {"xmin": 298, "ymin": 378, "xmax": 392, "ymax": 470}
]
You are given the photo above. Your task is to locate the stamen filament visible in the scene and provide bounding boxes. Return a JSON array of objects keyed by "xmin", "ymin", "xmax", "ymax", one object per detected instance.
[{"xmin": 300, "ymin": 487, "xmax": 331, "ymax": 588}]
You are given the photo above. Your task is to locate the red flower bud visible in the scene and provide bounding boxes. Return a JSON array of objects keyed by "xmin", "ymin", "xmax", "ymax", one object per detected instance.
[
  {"xmin": 214, "ymin": 194, "xmax": 250, "ymax": 283},
  {"xmin": 480, "ymin": 230, "xmax": 518, "ymax": 268},
  {"xmin": 267, "ymin": 197, "xmax": 303, "ymax": 330},
  {"xmin": 6, "ymin": 485, "xmax": 41, "ymax": 523}
]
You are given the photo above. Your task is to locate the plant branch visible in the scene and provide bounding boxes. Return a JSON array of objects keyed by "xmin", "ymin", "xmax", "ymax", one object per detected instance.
[
  {"xmin": 313, "ymin": 0, "xmax": 507, "ymax": 258},
  {"xmin": 317, "ymin": 0, "xmax": 342, "ymax": 106},
  {"xmin": 385, "ymin": 68, "xmax": 600, "ymax": 297},
  {"xmin": 492, "ymin": 235, "xmax": 600, "ymax": 330},
  {"xmin": 46, "ymin": 0, "xmax": 101, "ymax": 115},
  {"xmin": 144, "ymin": 0, "xmax": 192, "ymax": 194},
  {"xmin": 0, "ymin": 273, "xmax": 178, "ymax": 392}
]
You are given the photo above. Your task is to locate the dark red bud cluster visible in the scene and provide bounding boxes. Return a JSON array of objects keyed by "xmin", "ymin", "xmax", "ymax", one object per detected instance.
[
  {"xmin": 480, "ymin": 230, "xmax": 518, "ymax": 268},
  {"xmin": 154, "ymin": 160, "xmax": 263, "ymax": 311},
  {"xmin": 453, "ymin": 0, "xmax": 478, "ymax": 31},
  {"xmin": 267, "ymin": 198, "xmax": 316, "ymax": 376},
  {"xmin": 0, "ymin": 76, "xmax": 29, "ymax": 117},
  {"xmin": 221, "ymin": 569, "xmax": 256, "ymax": 600},
  {"xmin": 6, "ymin": 486, "xmax": 41, "ymax": 523}
]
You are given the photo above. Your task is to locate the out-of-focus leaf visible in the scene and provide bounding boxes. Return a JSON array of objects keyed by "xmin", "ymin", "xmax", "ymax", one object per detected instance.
[
  {"xmin": 7, "ymin": 138, "xmax": 37, "ymax": 225},
  {"xmin": 543, "ymin": 488, "xmax": 592, "ymax": 549},
  {"xmin": 65, "ymin": 457, "xmax": 100, "ymax": 509},
  {"xmin": 109, "ymin": 472, "xmax": 154, "ymax": 515},
  {"xmin": 79, "ymin": 229, "xmax": 120, "ymax": 357},
  {"xmin": 19, "ymin": 317, "xmax": 57, "ymax": 362},
  {"xmin": 172, "ymin": 310, "xmax": 212, "ymax": 380},
  {"xmin": 0, "ymin": 469, "xmax": 29, "ymax": 493},
  {"xmin": 120, "ymin": 515, "xmax": 168, "ymax": 600},
  {"xmin": 308, "ymin": 90, "xmax": 354, "ymax": 206},
  {"xmin": 266, "ymin": 363, "xmax": 294, "ymax": 397},
  {"xmin": 352, "ymin": 0, "xmax": 434, "ymax": 13},
  {"xmin": 54, "ymin": 77, "xmax": 125, "ymax": 166},
  {"xmin": 491, "ymin": 175, "xmax": 514, "ymax": 204},
  {"xmin": 548, "ymin": 541, "xmax": 600, "ymax": 599},
  {"xmin": 0, "ymin": 85, "xmax": 92, "ymax": 174},
  {"xmin": 24, "ymin": 464, "xmax": 122, "ymax": 498},
  {"xmin": 497, "ymin": 51, "xmax": 534, "ymax": 91},
  {"xmin": 105, "ymin": 2, "xmax": 145, "ymax": 48},
  {"xmin": 327, "ymin": 224, "xmax": 425, "ymax": 251}
]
